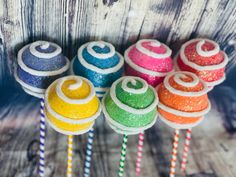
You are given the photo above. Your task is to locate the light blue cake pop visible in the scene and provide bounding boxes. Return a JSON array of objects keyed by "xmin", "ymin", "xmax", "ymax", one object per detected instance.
[
  {"xmin": 15, "ymin": 41, "xmax": 70, "ymax": 98},
  {"xmin": 71, "ymin": 41, "xmax": 124, "ymax": 97}
]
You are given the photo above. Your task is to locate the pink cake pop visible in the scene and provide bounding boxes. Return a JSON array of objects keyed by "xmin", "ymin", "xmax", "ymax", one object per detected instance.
[
  {"xmin": 124, "ymin": 39, "xmax": 173, "ymax": 175},
  {"xmin": 125, "ymin": 39, "xmax": 174, "ymax": 87}
]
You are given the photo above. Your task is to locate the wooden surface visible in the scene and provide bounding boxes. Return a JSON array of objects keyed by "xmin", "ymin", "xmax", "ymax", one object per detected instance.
[
  {"xmin": 0, "ymin": 0, "xmax": 236, "ymax": 177},
  {"xmin": 0, "ymin": 88, "xmax": 236, "ymax": 177},
  {"xmin": 1, "ymin": 0, "xmax": 236, "ymax": 87}
]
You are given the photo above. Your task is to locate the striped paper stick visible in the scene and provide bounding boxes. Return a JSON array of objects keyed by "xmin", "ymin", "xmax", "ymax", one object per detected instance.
[
  {"xmin": 169, "ymin": 129, "xmax": 180, "ymax": 177},
  {"xmin": 83, "ymin": 128, "xmax": 95, "ymax": 177},
  {"xmin": 180, "ymin": 129, "xmax": 192, "ymax": 172},
  {"xmin": 67, "ymin": 135, "xmax": 73, "ymax": 177},
  {"xmin": 39, "ymin": 98, "xmax": 46, "ymax": 177},
  {"xmin": 118, "ymin": 134, "xmax": 128, "ymax": 177},
  {"xmin": 135, "ymin": 132, "xmax": 145, "ymax": 176}
]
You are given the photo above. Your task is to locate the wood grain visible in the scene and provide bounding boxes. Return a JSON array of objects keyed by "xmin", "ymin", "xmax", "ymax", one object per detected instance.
[
  {"xmin": 0, "ymin": 0, "xmax": 236, "ymax": 177},
  {"xmin": 1, "ymin": 0, "xmax": 236, "ymax": 86},
  {"xmin": 1, "ymin": 90, "xmax": 236, "ymax": 177}
]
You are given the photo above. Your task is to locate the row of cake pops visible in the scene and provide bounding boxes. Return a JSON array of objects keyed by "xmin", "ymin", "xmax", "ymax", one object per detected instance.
[{"xmin": 14, "ymin": 38, "xmax": 228, "ymax": 177}]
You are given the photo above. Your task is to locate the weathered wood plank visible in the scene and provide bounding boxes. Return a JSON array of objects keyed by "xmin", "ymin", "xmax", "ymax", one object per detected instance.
[
  {"xmin": 0, "ymin": 0, "xmax": 236, "ymax": 177},
  {"xmin": 1, "ymin": 0, "xmax": 236, "ymax": 86},
  {"xmin": 0, "ymin": 90, "xmax": 236, "ymax": 177}
]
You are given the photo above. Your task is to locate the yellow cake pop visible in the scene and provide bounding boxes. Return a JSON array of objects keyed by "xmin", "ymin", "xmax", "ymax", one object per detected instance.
[{"xmin": 44, "ymin": 75, "xmax": 101, "ymax": 135}]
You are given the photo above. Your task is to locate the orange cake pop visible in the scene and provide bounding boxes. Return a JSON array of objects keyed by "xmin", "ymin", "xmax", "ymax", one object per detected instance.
[
  {"xmin": 157, "ymin": 71, "xmax": 211, "ymax": 177},
  {"xmin": 157, "ymin": 71, "xmax": 211, "ymax": 129}
]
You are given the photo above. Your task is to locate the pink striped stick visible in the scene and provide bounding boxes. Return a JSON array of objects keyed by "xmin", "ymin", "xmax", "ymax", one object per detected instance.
[
  {"xmin": 169, "ymin": 129, "xmax": 180, "ymax": 177},
  {"xmin": 135, "ymin": 132, "xmax": 145, "ymax": 175},
  {"xmin": 180, "ymin": 129, "xmax": 192, "ymax": 172}
]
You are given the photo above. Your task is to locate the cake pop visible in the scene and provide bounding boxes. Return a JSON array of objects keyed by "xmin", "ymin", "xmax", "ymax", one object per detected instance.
[
  {"xmin": 44, "ymin": 75, "xmax": 101, "ymax": 177},
  {"xmin": 125, "ymin": 39, "xmax": 173, "ymax": 87},
  {"xmin": 71, "ymin": 41, "xmax": 124, "ymax": 97},
  {"xmin": 157, "ymin": 71, "xmax": 211, "ymax": 177},
  {"xmin": 15, "ymin": 41, "xmax": 70, "ymax": 98},
  {"xmin": 175, "ymin": 38, "xmax": 228, "ymax": 172},
  {"xmin": 15, "ymin": 40, "xmax": 70, "ymax": 177},
  {"xmin": 71, "ymin": 41, "xmax": 124, "ymax": 176},
  {"xmin": 124, "ymin": 39, "xmax": 174, "ymax": 175},
  {"xmin": 102, "ymin": 76, "xmax": 158, "ymax": 177},
  {"xmin": 175, "ymin": 38, "xmax": 228, "ymax": 87}
]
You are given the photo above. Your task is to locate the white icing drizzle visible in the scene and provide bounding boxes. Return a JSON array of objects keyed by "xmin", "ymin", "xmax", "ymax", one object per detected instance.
[
  {"xmin": 174, "ymin": 54, "xmax": 226, "ymax": 87},
  {"xmin": 40, "ymin": 42, "xmax": 50, "ymax": 50},
  {"xmin": 44, "ymin": 76, "xmax": 102, "ymax": 126},
  {"xmin": 180, "ymin": 38, "xmax": 228, "ymax": 71},
  {"xmin": 30, "ymin": 41, "xmax": 62, "ymax": 59},
  {"xmin": 196, "ymin": 39, "xmax": 220, "ymax": 57},
  {"xmin": 149, "ymin": 41, "xmax": 161, "ymax": 47},
  {"xmin": 46, "ymin": 117, "xmax": 95, "ymax": 135},
  {"xmin": 109, "ymin": 77, "xmax": 158, "ymax": 115},
  {"xmin": 68, "ymin": 79, "xmax": 82, "ymax": 90},
  {"xmin": 121, "ymin": 77, "xmax": 148, "ymax": 94},
  {"xmin": 18, "ymin": 44, "xmax": 70, "ymax": 76},
  {"xmin": 173, "ymin": 73, "xmax": 198, "ymax": 87},
  {"xmin": 96, "ymin": 93, "xmax": 105, "ymax": 98},
  {"xmin": 159, "ymin": 114, "xmax": 204, "ymax": 130},
  {"xmin": 54, "ymin": 76, "xmax": 96, "ymax": 104},
  {"xmin": 136, "ymin": 39, "xmax": 172, "ymax": 59},
  {"xmin": 87, "ymin": 41, "xmax": 116, "ymax": 59},
  {"xmin": 124, "ymin": 46, "xmax": 174, "ymax": 77},
  {"xmin": 163, "ymin": 71, "xmax": 208, "ymax": 97},
  {"xmin": 102, "ymin": 92, "xmax": 158, "ymax": 135},
  {"xmin": 22, "ymin": 87, "xmax": 44, "ymax": 98},
  {"xmin": 76, "ymin": 43, "xmax": 124, "ymax": 74},
  {"xmin": 14, "ymin": 69, "xmax": 45, "ymax": 95},
  {"xmin": 45, "ymin": 99, "xmax": 101, "ymax": 124},
  {"xmin": 158, "ymin": 101, "xmax": 211, "ymax": 117},
  {"xmin": 95, "ymin": 87, "xmax": 109, "ymax": 92},
  {"xmin": 158, "ymin": 71, "xmax": 211, "ymax": 126}
]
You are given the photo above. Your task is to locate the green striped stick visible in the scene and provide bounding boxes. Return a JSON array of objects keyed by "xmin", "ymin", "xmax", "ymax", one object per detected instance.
[{"xmin": 118, "ymin": 134, "xmax": 128, "ymax": 177}]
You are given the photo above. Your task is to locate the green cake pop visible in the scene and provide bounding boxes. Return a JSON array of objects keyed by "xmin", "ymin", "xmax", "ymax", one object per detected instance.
[{"xmin": 102, "ymin": 76, "xmax": 158, "ymax": 135}]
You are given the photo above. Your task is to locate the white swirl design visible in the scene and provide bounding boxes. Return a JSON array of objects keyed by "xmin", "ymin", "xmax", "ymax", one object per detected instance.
[
  {"xmin": 163, "ymin": 71, "xmax": 208, "ymax": 97},
  {"xmin": 30, "ymin": 41, "xmax": 62, "ymax": 59},
  {"xmin": 174, "ymin": 53, "xmax": 226, "ymax": 87},
  {"xmin": 136, "ymin": 39, "xmax": 172, "ymax": 58},
  {"xmin": 158, "ymin": 101, "xmax": 211, "ymax": 117},
  {"xmin": 159, "ymin": 114, "xmax": 204, "ymax": 129},
  {"xmin": 196, "ymin": 39, "xmax": 220, "ymax": 57},
  {"xmin": 14, "ymin": 68, "xmax": 45, "ymax": 95},
  {"xmin": 45, "ymin": 76, "xmax": 101, "ymax": 124},
  {"xmin": 159, "ymin": 71, "xmax": 211, "ymax": 120},
  {"xmin": 87, "ymin": 41, "xmax": 116, "ymax": 59},
  {"xmin": 121, "ymin": 77, "xmax": 148, "ymax": 94},
  {"xmin": 109, "ymin": 76, "xmax": 158, "ymax": 115},
  {"xmin": 46, "ymin": 119, "xmax": 94, "ymax": 135},
  {"xmin": 179, "ymin": 38, "xmax": 228, "ymax": 71},
  {"xmin": 56, "ymin": 76, "xmax": 95, "ymax": 104},
  {"xmin": 102, "ymin": 92, "xmax": 158, "ymax": 135},
  {"xmin": 124, "ymin": 47, "xmax": 174, "ymax": 77},
  {"xmin": 74, "ymin": 41, "xmax": 124, "ymax": 74},
  {"xmin": 18, "ymin": 44, "xmax": 70, "ymax": 76}
]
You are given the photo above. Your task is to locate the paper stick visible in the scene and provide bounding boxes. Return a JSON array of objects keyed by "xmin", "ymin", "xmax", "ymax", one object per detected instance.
[
  {"xmin": 180, "ymin": 129, "xmax": 192, "ymax": 172},
  {"xmin": 169, "ymin": 129, "xmax": 180, "ymax": 177},
  {"xmin": 83, "ymin": 128, "xmax": 95, "ymax": 177},
  {"xmin": 135, "ymin": 132, "xmax": 144, "ymax": 175},
  {"xmin": 118, "ymin": 134, "xmax": 128, "ymax": 177},
  {"xmin": 67, "ymin": 135, "xmax": 73, "ymax": 177},
  {"xmin": 39, "ymin": 98, "xmax": 46, "ymax": 177}
]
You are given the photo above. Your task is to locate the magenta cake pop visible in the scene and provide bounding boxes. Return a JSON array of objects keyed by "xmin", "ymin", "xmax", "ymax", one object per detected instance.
[{"xmin": 124, "ymin": 39, "xmax": 173, "ymax": 87}]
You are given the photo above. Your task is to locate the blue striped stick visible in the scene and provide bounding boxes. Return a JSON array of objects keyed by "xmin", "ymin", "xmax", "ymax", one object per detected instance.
[
  {"xmin": 39, "ymin": 98, "xmax": 46, "ymax": 177},
  {"xmin": 83, "ymin": 127, "xmax": 94, "ymax": 177}
]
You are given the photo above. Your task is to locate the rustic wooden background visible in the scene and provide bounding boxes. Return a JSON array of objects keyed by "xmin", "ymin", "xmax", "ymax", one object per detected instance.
[{"xmin": 0, "ymin": 0, "xmax": 236, "ymax": 177}]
